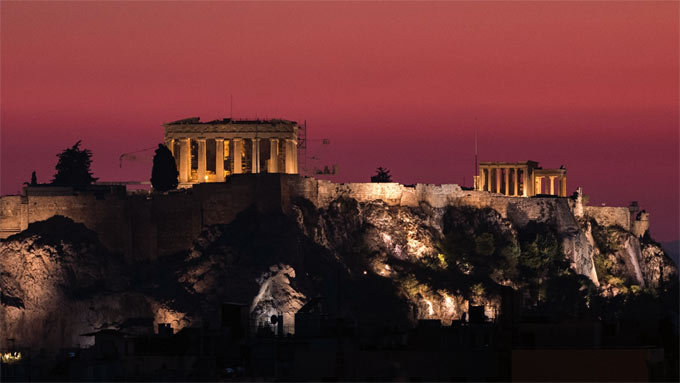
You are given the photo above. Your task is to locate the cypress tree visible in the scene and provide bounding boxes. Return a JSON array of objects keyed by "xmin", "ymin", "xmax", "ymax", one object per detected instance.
[{"xmin": 151, "ymin": 144, "xmax": 179, "ymax": 192}]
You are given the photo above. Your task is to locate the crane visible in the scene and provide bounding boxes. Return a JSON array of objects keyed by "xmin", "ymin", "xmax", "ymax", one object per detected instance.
[{"xmin": 119, "ymin": 146, "xmax": 156, "ymax": 168}]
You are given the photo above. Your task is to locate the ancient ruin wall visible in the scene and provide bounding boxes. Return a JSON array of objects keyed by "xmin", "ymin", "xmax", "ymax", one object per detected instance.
[
  {"xmin": 583, "ymin": 206, "xmax": 631, "ymax": 231},
  {"xmin": 1, "ymin": 175, "xmax": 643, "ymax": 263},
  {"xmin": 0, "ymin": 196, "xmax": 25, "ymax": 237}
]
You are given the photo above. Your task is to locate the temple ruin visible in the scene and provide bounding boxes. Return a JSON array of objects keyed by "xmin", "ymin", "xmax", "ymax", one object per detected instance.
[
  {"xmin": 474, "ymin": 161, "xmax": 567, "ymax": 197},
  {"xmin": 163, "ymin": 117, "xmax": 299, "ymax": 185}
]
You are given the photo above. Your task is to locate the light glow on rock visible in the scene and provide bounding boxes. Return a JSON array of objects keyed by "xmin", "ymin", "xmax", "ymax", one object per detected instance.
[
  {"xmin": 1, "ymin": 352, "xmax": 22, "ymax": 364},
  {"xmin": 425, "ymin": 299, "xmax": 435, "ymax": 316}
]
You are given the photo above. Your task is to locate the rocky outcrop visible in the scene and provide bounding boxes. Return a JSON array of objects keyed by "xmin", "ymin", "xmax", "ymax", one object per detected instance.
[
  {"xmin": 1, "ymin": 195, "xmax": 676, "ymax": 359},
  {"xmin": 0, "ymin": 216, "xmax": 162, "ymax": 352},
  {"xmin": 590, "ymin": 223, "xmax": 677, "ymax": 294}
]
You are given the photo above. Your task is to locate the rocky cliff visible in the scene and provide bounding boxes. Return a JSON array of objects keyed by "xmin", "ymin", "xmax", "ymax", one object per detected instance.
[{"xmin": 1, "ymin": 192, "xmax": 676, "ymax": 357}]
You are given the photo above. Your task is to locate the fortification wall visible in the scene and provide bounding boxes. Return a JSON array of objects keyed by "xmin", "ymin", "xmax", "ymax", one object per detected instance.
[
  {"xmin": 583, "ymin": 206, "xmax": 631, "ymax": 230},
  {"xmin": 1, "ymin": 175, "xmax": 643, "ymax": 262},
  {"xmin": 0, "ymin": 196, "xmax": 26, "ymax": 237},
  {"xmin": 286, "ymin": 178, "xmax": 466, "ymax": 208},
  {"xmin": 0, "ymin": 175, "xmax": 290, "ymax": 260}
]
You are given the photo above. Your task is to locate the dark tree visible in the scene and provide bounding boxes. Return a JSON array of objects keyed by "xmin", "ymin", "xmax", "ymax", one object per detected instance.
[
  {"xmin": 151, "ymin": 144, "xmax": 179, "ymax": 192},
  {"xmin": 52, "ymin": 141, "xmax": 98, "ymax": 186},
  {"xmin": 370, "ymin": 167, "xmax": 392, "ymax": 183}
]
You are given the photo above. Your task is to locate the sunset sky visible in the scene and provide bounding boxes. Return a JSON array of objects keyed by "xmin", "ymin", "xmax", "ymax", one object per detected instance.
[{"xmin": 1, "ymin": 2, "xmax": 678, "ymax": 241}]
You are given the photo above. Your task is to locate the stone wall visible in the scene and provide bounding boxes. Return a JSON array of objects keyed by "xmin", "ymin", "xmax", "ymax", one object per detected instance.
[
  {"xmin": 0, "ymin": 196, "xmax": 26, "ymax": 238},
  {"xmin": 286, "ymin": 178, "xmax": 466, "ymax": 208},
  {"xmin": 631, "ymin": 212, "xmax": 649, "ymax": 238},
  {"xmin": 1, "ymin": 175, "xmax": 645, "ymax": 262},
  {"xmin": 583, "ymin": 206, "xmax": 631, "ymax": 230}
]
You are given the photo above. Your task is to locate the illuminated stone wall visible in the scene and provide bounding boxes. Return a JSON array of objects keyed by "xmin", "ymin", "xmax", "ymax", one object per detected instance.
[
  {"xmin": 289, "ymin": 178, "xmax": 465, "ymax": 208},
  {"xmin": 0, "ymin": 196, "xmax": 25, "ymax": 238},
  {"xmin": 583, "ymin": 206, "xmax": 631, "ymax": 231},
  {"xmin": 0, "ymin": 175, "xmax": 645, "ymax": 261}
]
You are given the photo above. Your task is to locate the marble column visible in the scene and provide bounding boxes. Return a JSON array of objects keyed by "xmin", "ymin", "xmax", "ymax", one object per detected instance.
[
  {"xmin": 165, "ymin": 138, "xmax": 175, "ymax": 156},
  {"xmin": 179, "ymin": 138, "xmax": 190, "ymax": 183},
  {"xmin": 478, "ymin": 169, "xmax": 484, "ymax": 191},
  {"xmin": 215, "ymin": 139, "xmax": 225, "ymax": 182},
  {"xmin": 495, "ymin": 167, "xmax": 501, "ymax": 194},
  {"xmin": 513, "ymin": 168, "xmax": 519, "ymax": 196},
  {"xmin": 486, "ymin": 168, "xmax": 491, "ymax": 192},
  {"xmin": 268, "ymin": 138, "xmax": 279, "ymax": 173},
  {"xmin": 252, "ymin": 139, "xmax": 260, "ymax": 174},
  {"xmin": 284, "ymin": 139, "xmax": 297, "ymax": 174},
  {"xmin": 522, "ymin": 168, "xmax": 528, "ymax": 196},
  {"xmin": 561, "ymin": 176, "xmax": 567, "ymax": 197},
  {"xmin": 197, "ymin": 139, "xmax": 206, "ymax": 182},
  {"xmin": 535, "ymin": 176, "xmax": 543, "ymax": 195},
  {"xmin": 504, "ymin": 168, "xmax": 510, "ymax": 195},
  {"xmin": 232, "ymin": 138, "xmax": 243, "ymax": 174},
  {"xmin": 291, "ymin": 140, "xmax": 298, "ymax": 173},
  {"xmin": 549, "ymin": 176, "xmax": 556, "ymax": 195}
]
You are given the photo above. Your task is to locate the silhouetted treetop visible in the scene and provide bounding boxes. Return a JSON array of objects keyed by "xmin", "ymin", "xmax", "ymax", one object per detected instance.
[
  {"xmin": 151, "ymin": 144, "xmax": 179, "ymax": 192},
  {"xmin": 371, "ymin": 167, "xmax": 392, "ymax": 183},
  {"xmin": 52, "ymin": 141, "xmax": 98, "ymax": 186}
]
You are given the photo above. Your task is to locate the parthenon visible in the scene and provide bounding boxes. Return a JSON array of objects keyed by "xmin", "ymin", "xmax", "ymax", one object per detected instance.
[
  {"xmin": 474, "ymin": 161, "xmax": 567, "ymax": 197},
  {"xmin": 163, "ymin": 117, "xmax": 299, "ymax": 184}
]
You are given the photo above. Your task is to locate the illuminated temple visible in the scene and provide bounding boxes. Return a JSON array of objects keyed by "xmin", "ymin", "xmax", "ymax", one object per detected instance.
[
  {"xmin": 163, "ymin": 117, "xmax": 299, "ymax": 184},
  {"xmin": 474, "ymin": 161, "xmax": 567, "ymax": 197}
]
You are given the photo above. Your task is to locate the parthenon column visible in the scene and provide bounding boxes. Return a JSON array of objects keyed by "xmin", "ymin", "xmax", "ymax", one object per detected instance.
[
  {"xmin": 165, "ymin": 138, "xmax": 175, "ymax": 156},
  {"xmin": 179, "ymin": 138, "xmax": 190, "ymax": 183},
  {"xmin": 486, "ymin": 168, "xmax": 492, "ymax": 192},
  {"xmin": 561, "ymin": 176, "xmax": 567, "ymax": 197},
  {"xmin": 197, "ymin": 138, "xmax": 206, "ymax": 182},
  {"xmin": 284, "ymin": 139, "xmax": 297, "ymax": 174},
  {"xmin": 535, "ymin": 176, "xmax": 543, "ymax": 195},
  {"xmin": 215, "ymin": 139, "xmax": 225, "ymax": 182},
  {"xmin": 232, "ymin": 138, "xmax": 243, "ymax": 174},
  {"xmin": 495, "ymin": 167, "xmax": 501, "ymax": 194},
  {"xmin": 522, "ymin": 168, "xmax": 528, "ymax": 196},
  {"xmin": 504, "ymin": 168, "xmax": 510, "ymax": 195},
  {"xmin": 268, "ymin": 138, "xmax": 279, "ymax": 173},
  {"xmin": 252, "ymin": 139, "xmax": 260, "ymax": 174},
  {"xmin": 513, "ymin": 168, "xmax": 519, "ymax": 196}
]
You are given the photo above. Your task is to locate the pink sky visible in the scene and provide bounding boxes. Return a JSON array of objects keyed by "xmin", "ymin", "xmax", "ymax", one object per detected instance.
[{"xmin": 1, "ymin": 2, "xmax": 678, "ymax": 241}]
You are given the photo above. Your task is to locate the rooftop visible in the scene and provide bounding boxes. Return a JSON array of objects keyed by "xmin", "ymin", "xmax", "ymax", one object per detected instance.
[{"xmin": 164, "ymin": 117, "xmax": 297, "ymax": 126}]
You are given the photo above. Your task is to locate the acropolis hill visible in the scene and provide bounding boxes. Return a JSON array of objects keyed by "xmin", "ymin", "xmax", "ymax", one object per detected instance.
[
  {"xmin": 0, "ymin": 118, "xmax": 675, "ymax": 373},
  {"xmin": 0, "ymin": 117, "xmax": 657, "ymax": 283}
]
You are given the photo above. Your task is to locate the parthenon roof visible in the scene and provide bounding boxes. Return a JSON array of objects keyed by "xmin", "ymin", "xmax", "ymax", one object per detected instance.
[
  {"xmin": 479, "ymin": 160, "xmax": 539, "ymax": 166},
  {"xmin": 163, "ymin": 117, "xmax": 299, "ymax": 136},
  {"xmin": 164, "ymin": 117, "xmax": 297, "ymax": 126}
]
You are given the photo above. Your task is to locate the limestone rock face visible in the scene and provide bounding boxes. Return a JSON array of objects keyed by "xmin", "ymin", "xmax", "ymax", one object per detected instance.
[
  {"xmin": 561, "ymin": 222, "xmax": 599, "ymax": 285},
  {"xmin": 640, "ymin": 242, "xmax": 678, "ymax": 288},
  {"xmin": 589, "ymin": 223, "xmax": 677, "ymax": 294},
  {"xmin": 0, "ymin": 197, "xmax": 676, "ymax": 362},
  {"xmin": 0, "ymin": 216, "xmax": 159, "ymax": 353}
]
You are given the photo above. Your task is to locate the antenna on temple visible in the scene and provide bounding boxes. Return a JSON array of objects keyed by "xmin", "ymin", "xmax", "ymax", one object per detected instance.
[{"xmin": 474, "ymin": 121, "xmax": 478, "ymax": 187}]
